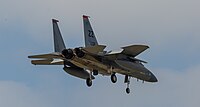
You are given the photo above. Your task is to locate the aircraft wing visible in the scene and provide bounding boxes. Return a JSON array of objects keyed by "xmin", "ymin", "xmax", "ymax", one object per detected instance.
[
  {"xmin": 28, "ymin": 52, "xmax": 65, "ymax": 65},
  {"xmin": 31, "ymin": 59, "xmax": 64, "ymax": 65},
  {"xmin": 28, "ymin": 52, "xmax": 63, "ymax": 59},
  {"xmin": 121, "ymin": 45, "xmax": 149, "ymax": 57},
  {"xmin": 104, "ymin": 45, "xmax": 149, "ymax": 61},
  {"xmin": 82, "ymin": 45, "xmax": 106, "ymax": 54}
]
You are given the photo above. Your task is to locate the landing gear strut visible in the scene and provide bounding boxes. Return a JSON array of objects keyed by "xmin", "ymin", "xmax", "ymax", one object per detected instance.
[
  {"xmin": 111, "ymin": 73, "xmax": 117, "ymax": 83},
  {"xmin": 124, "ymin": 75, "xmax": 131, "ymax": 94}
]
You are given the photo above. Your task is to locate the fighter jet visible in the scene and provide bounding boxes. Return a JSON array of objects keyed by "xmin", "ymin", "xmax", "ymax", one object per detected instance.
[{"xmin": 28, "ymin": 15, "xmax": 158, "ymax": 94}]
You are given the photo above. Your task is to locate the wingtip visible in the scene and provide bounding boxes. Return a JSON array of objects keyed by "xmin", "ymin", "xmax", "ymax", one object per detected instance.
[{"xmin": 28, "ymin": 56, "xmax": 32, "ymax": 58}]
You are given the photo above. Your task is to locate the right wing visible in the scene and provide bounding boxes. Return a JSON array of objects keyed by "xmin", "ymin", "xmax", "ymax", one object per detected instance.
[
  {"xmin": 121, "ymin": 45, "xmax": 149, "ymax": 57},
  {"xmin": 104, "ymin": 45, "xmax": 149, "ymax": 60},
  {"xmin": 82, "ymin": 45, "xmax": 106, "ymax": 54}
]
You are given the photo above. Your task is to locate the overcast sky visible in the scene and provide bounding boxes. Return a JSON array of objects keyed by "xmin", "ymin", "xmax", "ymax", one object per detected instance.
[{"xmin": 0, "ymin": 0, "xmax": 200, "ymax": 107}]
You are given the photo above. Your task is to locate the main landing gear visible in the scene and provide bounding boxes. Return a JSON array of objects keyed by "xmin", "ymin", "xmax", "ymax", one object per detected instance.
[
  {"xmin": 111, "ymin": 73, "xmax": 117, "ymax": 83},
  {"xmin": 86, "ymin": 70, "xmax": 93, "ymax": 87},
  {"xmin": 109, "ymin": 66, "xmax": 117, "ymax": 83},
  {"xmin": 86, "ymin": 78, "xmax": 92, "ymax": 87},
  {"xmin": 84, "ymin": 68, "xmax": 131, "ymax": 94},
  {"xmin": 124, "ymin": 75, "xmax": 131, "ymax": 94}
]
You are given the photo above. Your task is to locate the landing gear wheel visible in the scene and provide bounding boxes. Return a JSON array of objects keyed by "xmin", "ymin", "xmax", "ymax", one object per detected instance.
[
  {"xmin": 111, "ymin": 74, "xmax": 117, "ymax": 83},
  {"xmin": 86, "ymin": 78, "xmax": 92, "ymax": 87},
  {"xmin": 126, "ymin": 88, "xmax": 130, "ymax": 94}
]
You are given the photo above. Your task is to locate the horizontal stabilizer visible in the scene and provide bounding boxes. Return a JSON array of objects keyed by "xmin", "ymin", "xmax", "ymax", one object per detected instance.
[
  {"xmin": 82, "ymin": 45, "xmax": 106, "ymax": 54},
  {"xmin": 31, "ymin": 59, "xmax": 64, "ymax": 65},
  {"xmin": 122, "ymin": 45, "xmax": 149, "ymax": 57},
  {"xmin": 28, "ymin": 52, "xmax": 63, "ymax": 59}
]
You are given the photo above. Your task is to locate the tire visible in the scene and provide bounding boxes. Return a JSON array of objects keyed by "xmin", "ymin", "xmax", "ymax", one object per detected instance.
[
  {"xmin": 86, "ymin": 78, "xmax": 92, "ymax": 87},
  {"xmin": 126, "ymin": 88, "xmax": 130, "ymax": 94},
  {"xmin": 111, "ymin": 74, "xmax": 117, "ymax": 83}
]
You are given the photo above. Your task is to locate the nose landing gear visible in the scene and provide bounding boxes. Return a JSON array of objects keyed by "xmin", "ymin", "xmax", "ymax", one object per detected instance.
[
  {"xmin": 126, "ymin": 87, "xmax": 130, "ymax": 94},
  {"xmin": 124, "ymin": 75, "xmax": 131, "ymax": 94}
]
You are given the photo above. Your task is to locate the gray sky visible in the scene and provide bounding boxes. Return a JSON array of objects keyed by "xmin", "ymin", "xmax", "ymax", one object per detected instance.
[{"xmin": 0, "ymin": 0, "xmax": 200, "ymax": 107}]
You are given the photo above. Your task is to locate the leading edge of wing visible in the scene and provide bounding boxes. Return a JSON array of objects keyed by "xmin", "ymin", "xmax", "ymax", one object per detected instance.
[
  {"xmin": 28, "ymin": 52, "xmax": 63, "ymax": 59},
  {"xmin": 121, "ymin": 45, "xmax": 149, "ymax": 57}
]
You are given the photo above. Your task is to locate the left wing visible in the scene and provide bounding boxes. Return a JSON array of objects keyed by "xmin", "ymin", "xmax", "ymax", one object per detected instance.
[
  {"xmin": 31, "ymin": 59, "xmax": 64, "ymax": 65},
  {"xmin": 28, "ymin": 52, "xmax": 65, "ymax": 65}
]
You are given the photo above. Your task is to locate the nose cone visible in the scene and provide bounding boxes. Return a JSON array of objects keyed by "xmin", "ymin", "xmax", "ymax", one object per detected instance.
[{"xmin": 149, "ymin": 74, "xmax": 158, "ymax": 82}]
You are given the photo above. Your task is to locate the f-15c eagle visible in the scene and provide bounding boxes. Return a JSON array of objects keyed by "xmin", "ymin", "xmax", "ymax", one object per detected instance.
[{"xmin": 28, "ymin": 15, "xmax": 157, "ymax": 94}]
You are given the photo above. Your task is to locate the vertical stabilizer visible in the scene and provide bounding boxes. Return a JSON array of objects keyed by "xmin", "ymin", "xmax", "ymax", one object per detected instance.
[
  {"xmin": 83, "ymin": 15, "xmax": 98, "ymax": 47},
  {"xmin": 52, "ymin": 19, "xmax": 66, "ymax": 52}
]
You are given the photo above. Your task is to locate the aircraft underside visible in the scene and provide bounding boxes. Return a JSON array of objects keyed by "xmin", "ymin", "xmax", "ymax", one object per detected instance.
[{"xmin": 63, "ymin": 53, "xmax": 157, "ymax": 94}]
